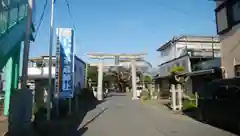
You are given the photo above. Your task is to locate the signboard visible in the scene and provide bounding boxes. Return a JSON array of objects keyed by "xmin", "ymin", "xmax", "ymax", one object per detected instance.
[{"xmin": 55, "ymin": 28, "xmax": 74, "ymax": 98}]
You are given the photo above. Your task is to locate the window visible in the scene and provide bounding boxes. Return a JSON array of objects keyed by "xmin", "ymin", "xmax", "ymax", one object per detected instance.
[
  {"xmin": 231, "ymin": 1, "xmax": 240, "ymax": 23},
  {"xmin": 181, "ymin": 60, "xmax": 187, "ymax": 69},
  {"xmin": 235, "ymin": 64, "xmax": 240, "ymax": 76},
  {"xmin": 0, "ymin": 11, "xmax": 8, "ymax": 34},
  {"xmin": 19, "ymin": 4, "xmax": 26, "ymax": 19},
  {"xmin": 167, "ymin": 66, "xmax": 171, "ymax": 73},
  {"xmin": 33, "ymin": 62, "xmax": 36, "ymax": 67},
  {"xmin": 215, "ymin": 0, "xmax": 240, "ymax": 34},
  {"xmin": 9, "ymin": 8, "xmax": 18, "ymax": 26},
  {"xmin": 161, "ymin": 51, "xmax": 168, "ymax": 57},
  {"xmin": 36, "ymin": 63, "xmax": 43, "ymax": 67},
  {"xmin": 2, "ymin": 0, "xmax": 10, "ymax": 7},
  {"xmin": 176, "ymin": 62, "xmax": 180, "ymax": 67},
  {"xmin": 216, "ymin": 7, "xmax": 228, "ymax": 33},
  {"xmin": 28, "ymin": 62, "xmax": 32, "ymax": 67}
]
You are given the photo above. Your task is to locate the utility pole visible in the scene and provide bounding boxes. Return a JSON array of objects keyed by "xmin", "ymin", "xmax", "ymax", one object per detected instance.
[
  {"xmin": 21, "ymin": 0, "xmax": 33, "ymax": 89},
  {"xmin": 47, "ymin": 0, "xmax": 55, "ymax": 121}
]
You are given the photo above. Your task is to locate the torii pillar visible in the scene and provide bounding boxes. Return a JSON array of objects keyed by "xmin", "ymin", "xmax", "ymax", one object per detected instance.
[
  {"xmin": 97, "ymin": 58, "xmax": 104, "ymax": 101},
  {"xmin": 131, "ymin": 59, "xmax": 138, "ymax": 100}
]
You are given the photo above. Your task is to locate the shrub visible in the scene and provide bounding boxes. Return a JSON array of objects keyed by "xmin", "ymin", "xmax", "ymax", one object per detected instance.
[
  {"xmin": 143, "ymin": 75, "xmax": 152, "ymax": 84},
  {"xmin": 182, "ymin": 99, "xmax": 197, "ymax": 111},
  {"xmin": 140, "ymin": 90, "xmax": 150, "ymax": 101},
  {"xmin": 152, "ymin": 91, "xmax": 159, "ymax": 97},
  {"xmin": 170, "ymin": 66, "xmax": 185, "ymax": 73},
  {"xmin": 79, "ymin": 88, "xmax": 97, "ymax": 102}
]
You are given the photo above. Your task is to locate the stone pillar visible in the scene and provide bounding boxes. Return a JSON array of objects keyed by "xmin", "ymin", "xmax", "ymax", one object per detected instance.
[
  {"xmin": 97, "ymin": 58, "xmax": 104, "ymax": 101},
  {"xmin": 170, "ymin": 84, "xmax": 176, "ymax": 111},
  {"xmin": 131, "ymin": 59, "xmax": 137, "ymax": 100},
  {"xmin": 176, "ymin": 84, "xmax": 183, "ymax": 111}
]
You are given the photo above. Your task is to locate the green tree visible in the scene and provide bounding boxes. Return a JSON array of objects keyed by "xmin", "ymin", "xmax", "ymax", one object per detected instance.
[
  {"xmin": 103, "ymin": 72, "xmax": 113, "ymax": 83},
  {"xmin": 87, "ymin": 65, "xmax": 98, "ymax": 82},
  {"xmin": 169, "ymin": 66, "xmax": 189, "ymax": 85},
  {"xmin": 143, "ymin": 75, "xmax": 152, "ymax": 84}
]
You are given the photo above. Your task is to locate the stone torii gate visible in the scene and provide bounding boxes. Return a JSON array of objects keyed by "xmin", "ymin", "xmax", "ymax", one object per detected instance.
[{"xmin": 88, "ymin": 53, "xmax": 147, "ymax": 101}]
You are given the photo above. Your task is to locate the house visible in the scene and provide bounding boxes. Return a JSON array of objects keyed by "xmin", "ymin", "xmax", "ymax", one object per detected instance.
[
  {"xmin": 157, "ymin": 35, "xmax": 221, "ymax": 77},
  {"xmin": 154, "ymin": 36, "xmax": 222, "ymax": 96},
  {"xmin": 28, "ymin": 56, "xmax": 57, "ymax": 79},
  {"xmin": 215, "ymin": 0, "xmax": 240, "ymax": 78}
]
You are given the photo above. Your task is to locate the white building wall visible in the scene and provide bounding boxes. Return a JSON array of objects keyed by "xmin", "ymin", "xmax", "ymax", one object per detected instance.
[
  {"xmin": 159, "ymin": 44, "xmax": 177, "ymax": 64},
  {"xmin": 219, "ymin": 21, "xmax": 240, "ymax": 78},
  {"xmin": 159, "ymin": 41, "xmax": 221, "ymax": 65},
  {"xmin": 158, "ymin": 55, "xmax": 191, "ymax": 77},
  {"xmin": 177, "ymin": 42, "xmax": 220, "ymax": 50},
  {"xmin": 28, "ymin": 67, "xmax": 56, "ymax": 76}
]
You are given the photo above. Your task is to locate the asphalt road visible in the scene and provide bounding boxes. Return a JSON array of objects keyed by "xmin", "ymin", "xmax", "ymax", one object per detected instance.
[{"xmin": 77, "ymin": 92, "xmax": 236, "ymax": 136}]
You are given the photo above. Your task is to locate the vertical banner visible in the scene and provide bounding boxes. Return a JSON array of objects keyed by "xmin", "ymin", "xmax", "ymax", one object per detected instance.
[
  {"xmin": 55, "ymin": 28, "xmax": 74, "ymax": 99},
  {"xmin": 55, "ymin": 35, "xmax": 60, "ymax": 99}
]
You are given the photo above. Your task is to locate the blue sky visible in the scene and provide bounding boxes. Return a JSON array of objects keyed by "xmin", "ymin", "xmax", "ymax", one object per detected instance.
[{"xmin": 31, "ymin": 0, "xmax": 217, "ymax": 67}]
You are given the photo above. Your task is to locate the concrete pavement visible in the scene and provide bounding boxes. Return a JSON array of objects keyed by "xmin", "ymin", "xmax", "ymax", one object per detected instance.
[{"xmin": 78, "ymin": 92, "xmax": 236, "ymax": 136}]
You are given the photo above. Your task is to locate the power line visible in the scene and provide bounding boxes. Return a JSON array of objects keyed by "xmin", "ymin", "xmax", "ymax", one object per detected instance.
[
  {"xmin": 34, "ymin": 0, "xmax": 48, "ymax": 39},
  {"xmin": 158, "ymin": 2, "xmax": 215, "ymax": 24},
  {"xmin": 64, "ymin": 0, "xmax": 84, "ymax": 56},
  {"xmin": 64, "ymin": 0, "xmax": 76, "ymax": 29}
]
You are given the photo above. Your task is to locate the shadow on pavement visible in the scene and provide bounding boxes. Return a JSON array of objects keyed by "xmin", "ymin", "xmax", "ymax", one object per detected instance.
[
  {"xmin": 107, "ymin": 93, "xmax": 126, "ymax": 98},
  {"xmin": 79, "ymin": 107, "xmax": 108, "ymax": 129},
  {"xmin": 34, "ymin": 89, "xmax": 106, "ymax": 136},
  {"xmin": 183, "ymin": 107, "xmax": 239, "ymax": 135}
]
